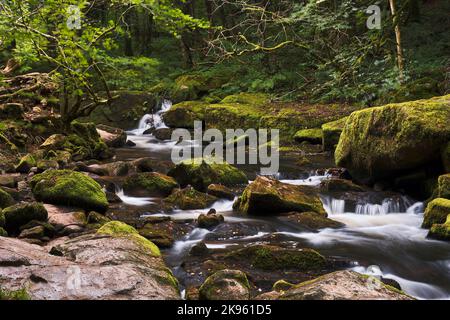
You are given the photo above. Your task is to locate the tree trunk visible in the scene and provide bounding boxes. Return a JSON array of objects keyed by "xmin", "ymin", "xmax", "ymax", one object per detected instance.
[{"xmin": 389, "ymin": 0, "xmax": 405, "ymax": 82}]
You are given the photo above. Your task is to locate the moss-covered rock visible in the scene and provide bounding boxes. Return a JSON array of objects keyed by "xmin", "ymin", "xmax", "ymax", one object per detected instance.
[
  {"xmin": 199, "ymin": 269, "xmax": 250, "ymax": 300},
  {"xmin": 97, "ymin": 221, "xmax": 161, "ymax": 256},
  {"xmin": 2, "ymin": 202, "xmax": 48, "ymax": 233},
  {"xmin": 226, "ymin": 244, "xmax": 327, "ymax": 271},
  {"xmin": 435, "ymin": 174, "xmax": 450, "ymax": 199},
  {"xmin": 272, "ymin": 280, "xmax": 295, "ymax": 292},
  {"xmin": 138, "ymin": 224, "xmax": 174, "ymax": 248},
  {"xmin": 30, "ymin": 170, "xmax": 109, "ymax": 213},
  {"xmin": 319, "ymin": 178, "xmax": 366, "ymax": 193},
  {"xmin": 0, "ymin": 287, "xmax": 30, "ymax": 300},
  {"xmin": 197, "ymin": 213, "xmax": 224, "ymax": 229},
  {"xmin": 15, "ymin": 153, "xmax": 37, "ymax": 173},
  {"xmin": 0, "ymin": 212, "xmax": 5, "ymax": 228},
  {"xmin": 422, "ymin": 198, "xmax": 450, "ymax": 229},
  {"xmin": 279, "ymin": 212, "xmax": 344, "ymax": 231},
  {"xmin": 168, "ymin": 158, "xmax": 248, "ymax": 192},
  {"xmin": 39, "ymin": 134, "xmax": 66, "ymax": 150},
  {"xmin": 96, "ymin": 124, "xmax": 127, "ymax": 148},
  {"xmin": 67, "ymin": 121, "xmax": 112, "ymax": 161},
  {"xmin": 164, "ymin": 186, "xmax": 217, "ymax": 210},
  {"xmin": 335, "ymin": 95, "xmax": 450, "ymax": 182},
  {"xmin": 234, "ymin": 176, "xmax": 326, "ymax": 216},
  {"xmin": 322, "ymin": 117, "xmax": 348, "ymax": 151},
  {"xmin": 207, "ymin": 184, "xmax": 235, "ymax": 200},
  {"xmin": 0, "ymin": 188, "xmax": 14, "ymax": 209},
  {"xmin": 0, "ymin": 227, "xmax": 7, "ymax": 237},
  {"xmin": 294, "ymin": 128, "xmax": 323, "ymax": 144},
  {"xmin": 428, "ymin": 214, "xmax": 450, "ymax": 241},
  {"xmin": 123, "ymin": 172, "xmax": 178, "ymax": 197}
]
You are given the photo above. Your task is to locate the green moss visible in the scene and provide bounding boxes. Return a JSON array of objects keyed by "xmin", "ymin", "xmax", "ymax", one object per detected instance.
[
  {"xmin": 2, "ymin": 202, "xmax": 47, "ymax": 233},
  {"xmin": 422, "ymin": 198, "xmax": 450, "ymax": 228},
  {"xmin": 226, "ymin": 245, "xmax": 326, "ymax": 271},
  {"xmin": 123, "ymin": 172, "xmax": 178, "ymax": 197},
  {"xmin": 30, "ymin": 170, "xmax": 108, "ymax": 213},
  {"xmin": 0, "ymin": 187, "xmax": 14, "ymax": 209},
  {"xmin": 336, "ymin": 95, "xmax": 450, "ymax": 181},
  {"xmin": 428, "ymin": 214, "xmax": 450, "ymax": 241},
  {"xmin": 221, "ymin": 93, "xmax": 269, "ymax": 107},
  {"xmin": 0, "ymin": 287, "xmax": 30, "ymax": 300},
  {"xmin": 436, "ymin": 174, "xmax": 450, "ymax": 199},
  {"xmin": 165, "ymin": 186, "xmax": 217, "ymax": 210},
  {"xmin": 199, "ymin": 269, "xmax": 250, "ymax": 300},
  {"xmin": 15, "ymin": 154, "xmax": 37, "ymax": 173},
  {"xmin": 272, "ymin": 279, "xmax": 295, "ymax": 292},
  {"xmin": 294, "ymin": 128, "xmax": 323, "ymax": 144},
  {"xmin": 321, "ymin": 117, "xmax": 348, "ymax": 151},
  {"xmin": 97, "ymin": 221, "xmax": 161, "ymax": 256}
]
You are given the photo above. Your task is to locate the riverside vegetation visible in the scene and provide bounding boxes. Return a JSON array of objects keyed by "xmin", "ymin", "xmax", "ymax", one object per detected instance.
[{"xmin": 0, "ymin": 0, "xmax": 449, "ymax": 300}]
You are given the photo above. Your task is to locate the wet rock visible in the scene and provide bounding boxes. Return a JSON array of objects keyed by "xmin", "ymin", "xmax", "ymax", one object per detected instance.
[
  {"xmin": 233, "ymin": 176, "xmax": 326, "ymax": 216},
  {"xmin": 36, "ymin": 159, "xmax": 59, "ymax": 172},
  {"xmin": 123, "ymin": 172, "xmax": 178, "ymax": 197},
  {"xmin": 197, "ymin": 213, "xmax": 224, "ymax": 229},
  {"xmin": 272, "ymin": 279, "xmax": 295, "ymax": 292},
  {"xmin": 260, "ymin": 270, "xmax": 412, "ymax": 300},
  {"xmin": 154, "ymin": 128, "xmax": 173, "ymax": 141},
  {"xmin": 0, "ymin": 187, "xmax": 15, "ymax": 209},
  {"xmin": 30, "ymin": 170, "xmax": 109, "ymax": 213},
  {"xmin": 207, "ymin": 184, "xmax": 235, "ymax": 200},
  {"xmin": 168, "ymin": 159, "xmax": 248, "ymax": 192},
  {"xmin": 2, "ymin": 202, "xmax": 48, "ymax": 234},
  {"xmin": 427, "ymin": 214, "xmax": 450, "ymax": 241},
  {"xmin": 199, "ymin": 269, "xmax": 250, "ymax": 300},
  {"xmin": 225, "ymin": 244, "xmax": 327, "ymax": 271},
  {"xmin": 422, "ymin": 198, "xmax": 450, "ymax": 228},
  {"xmin": 165, "ymin": 186, "xmax": 217, "ymax": 210},
  {"xmin": 96, "ymin": 124, "xmax": 127, "ymax": 148},
  {"xmin": 279, "ymin": 212, "xmax": 344, "ymax": 231},
  {"xmin": 0, "ymin": 226, "xmax": 180, "ymax": 299},
  {"xmin": 86, "ymin": 211, "xmax": 111, "ymax": 228},
  {"xmin": 106, "ymin": 191, "xmax": 122, "ymax": 204},
  {"xmin": 18, "ymin": 225, "xmax": 46, "ymax": 240},
  {"xmin": 138, "ymin": 223, "xmax": 175, "ymax": 248},
  {"xmin": 319, "ymin": 178, "xmax": 366, "ymax": 193},
  {"xmin": 322, "ymin": 117, "xmax": 347, "ymax": 152},
  {"xmin": 294, "ymin": 128, "xmax": 322, "ymax": 144},
  {"xmin": 204, "ymin": 221, "xmax": 276, "ymax": 241},
  {"xmin": 190, "ymin": 242, "xmax": 209, "ymax": 256},
  {"xmin": 0, "ymin": 174, "xmax": 20, "ymax": 188},
  {"xmin": 15, "ymin": 154, "xmax": 37, "ymax": 173},
  {"xmin": 125, "ymin": 140, "xmax": 136, "ymax": 147},
  {"xmin": 335, "ymin": 95, "xmax": 450, "ymax": 182},
  {"xmin": 39, "ymin": 134, "xmax": 66, "ymax": 150}
]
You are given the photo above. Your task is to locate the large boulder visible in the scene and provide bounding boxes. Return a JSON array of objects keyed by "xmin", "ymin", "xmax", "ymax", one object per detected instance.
[
  {"xmin": 199, "ymin": 269, "xmax": 250, "ymax": 300},
  {"xmin": 2, "ymin": 202, "xmax": 48, "ymax": 234},
  {"xmin": 0, "ymin": 224, "xmax": 180, "ymax": 299},
  {"xmin": 123, "ymin": 172, "xmax": 178, "ymax": 197},
  {"xmin": 335, "ymin": 95, "xmax": 450, "ymax": 182},
  {"xmin": 164, "ymin": 186, "xmax": 217, "ymax": 210},
  {"xmin": 96, "ymin": 124, "xmax": 127, "ymax": 148},
  {"xmin": 168, "ymin": 159, "xmax": 248, "ymax": 192},
  {"xmin": 422, "ymin": 198, "xmax": 450, "ymax": 229},
  {"xmin": 258, "ymin": 270, "xmax": 412, "ymax": 300},
  {"xmin": 30, "ymin": 170, "xmax": 109, "ymax": 213},
  {"xmin": 233, "ymin": 176, "xmax": 326, "ymax": 216}
]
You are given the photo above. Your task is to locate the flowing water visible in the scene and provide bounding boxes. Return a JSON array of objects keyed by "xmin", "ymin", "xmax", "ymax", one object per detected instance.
[{"xmin": 113, "ymin": 101, "xmax": 450, "ymax": 300}]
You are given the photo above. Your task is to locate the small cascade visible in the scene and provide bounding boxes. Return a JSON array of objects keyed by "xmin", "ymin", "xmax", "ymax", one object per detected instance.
[
  {"xmin": 116, "ymin": 188, "xmax": 155, "ymax": 206},
  {"xmin": 131, "ymin": 99, "xmax": 172, "ymax": 136}
]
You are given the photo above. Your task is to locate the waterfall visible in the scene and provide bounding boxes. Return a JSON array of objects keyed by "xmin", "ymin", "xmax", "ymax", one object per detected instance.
[{"xmin": 133, "ymin": 99, "xmax": 172, "ymax": 135}]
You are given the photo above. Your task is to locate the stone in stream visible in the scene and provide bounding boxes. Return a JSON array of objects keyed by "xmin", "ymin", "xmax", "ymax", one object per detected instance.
[
  {"xmin": 138, "ymin": 223, "xmax": 175, "ymax": 248},
  {"xmin": 164, "ymin": 186, "xmax": 217, "ymax": 210},
  {"xmin": 207, "ymin": 184, "xmax": 235, "ymax": 200},
  {"xmin": 256, "ymin": 270, "xmax": 412, "ymax": 300},
  {"xmin": 422, "ymin": 198, "xmax": 450, "ymax": 228},
  {"xmin": 153, "ymin": 127, "xmax": 173, "ymax": 140},
  {"xmin": 197, "ymin": 213, "xmax": 224, "ymax": 229},
  {"xmin": 2, "ymin": 202, "xmax": 48, "ymax": 234},
  {"xmin": 233, "ymin": 176, "xmax": 327, "ymax": 216},
  {"xmin": 335, "ymin": 95, "xmax": 450, "ymax": 183},
  {"xmin": 294, "ymin": 128, "xmax": 323, "ymax": 144},
  {"xmin": 167, "ymin": 158, "xmax": 248, "ymax": 192},
  {"xmin": 44, "ymin": 204, "xmax": 86, "ymax": 234},
  {"xmin": 30, "ymin": 170, "xmax": 109, "ymax": 213},
  {"xmin": 96, "ymin": 124, "xmax": 127, "ymax": 148},
  {"xmin": 123, "ymin": 172, "xmax": 178, "ymax": 197},
  {"xmin": 199, "ymin": 269, "xmax": 250, "ymax": 300},
  {"xmin": 427, "ymin": 214, "xmax": 450, "ymax": 241},
  {"xmin": 319, "ymin": 178, "xmax": 366, "ymax": 193},
  {"xmin": 279, "ymin": 212, "xmax": 344, "ymax": 231},
  {"xmin": 0, "ymin": 221, "xmax": 180, "ymax": 300}
]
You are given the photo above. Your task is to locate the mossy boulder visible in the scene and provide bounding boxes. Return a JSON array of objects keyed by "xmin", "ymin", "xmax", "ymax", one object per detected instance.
[
  {"xmin": 279, "ymin": 212, "xmax": 344, "ymax": 231},
  {"xmin": 335, "ymin": 95, "xmax": 450, "ymax": 182},
  {"xmin": 319, "ymin": 178, "xmax": 365, "ymax": 193},
  {"xmin": 2, "ymin": 202, "xmax": 48, "ymax": 233},
  {"xmin": 168, "ymin": 159, "xmax": 248, "ymax": 192},
  {"xmin": 207, "ymin": 184, "xmax": 235, "ymax": 200},
  {"xmin": 428, "ymin": 214, "xmax": 450, "ymax": 241},
  {"xmin": 96, "ymin": 124, "xmax": 127, "ymax": 148},
  {"xmin": 234, "ymin": 176, "xmax": 326, "ymax": 216},
  {"xmin": 0, "ymin": 188, "xmax": 14, "ymax": 209},
  {"xmin": 322, "ymin": 117, "xmax": 348, "ymax": 151},
  {"xmin": 138, "ymin": 224, "xmax": 174, "ymax": 248},
  {"xmin": 30, "ymin": 170, "xmax": 109, "ymax": 213},
  {"xmin": 97, "ymin": 221, "xmax": 161, "ymax": 256},
  {"xmin": 226, "ymin": 244, "xmax": 327, "ymax": 271},
  {"xmin": 294, "ymin": 128, "xmax": 323, "ymax": 144},
  {"xmin": 66, "ymin": 121, "xmax": 112, "ymax": 161},
  {"xmin": 435, "ymin": 174, "xmax": 450, "ymax": 199},
  {"xmin": 15, "ymin": 154, "xmax": 37, "ymax": 173},
  {"xmin": 197, "ymin": 213, "xmax": 224, "ymax": 229},
  {"xmin": 164, "ymin": 186, "xmax": 217, "ymax": 210},
  {"xmin": 199, "ymin": 269, "xmax": 250, "ymax": 300},
  {"xmin": 422, "ymin": 198, "xmax": 450, "ymax": 229},
  {"xmin": 123, "ymin": 172, "xmax": 178, "ymax": 197}
]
